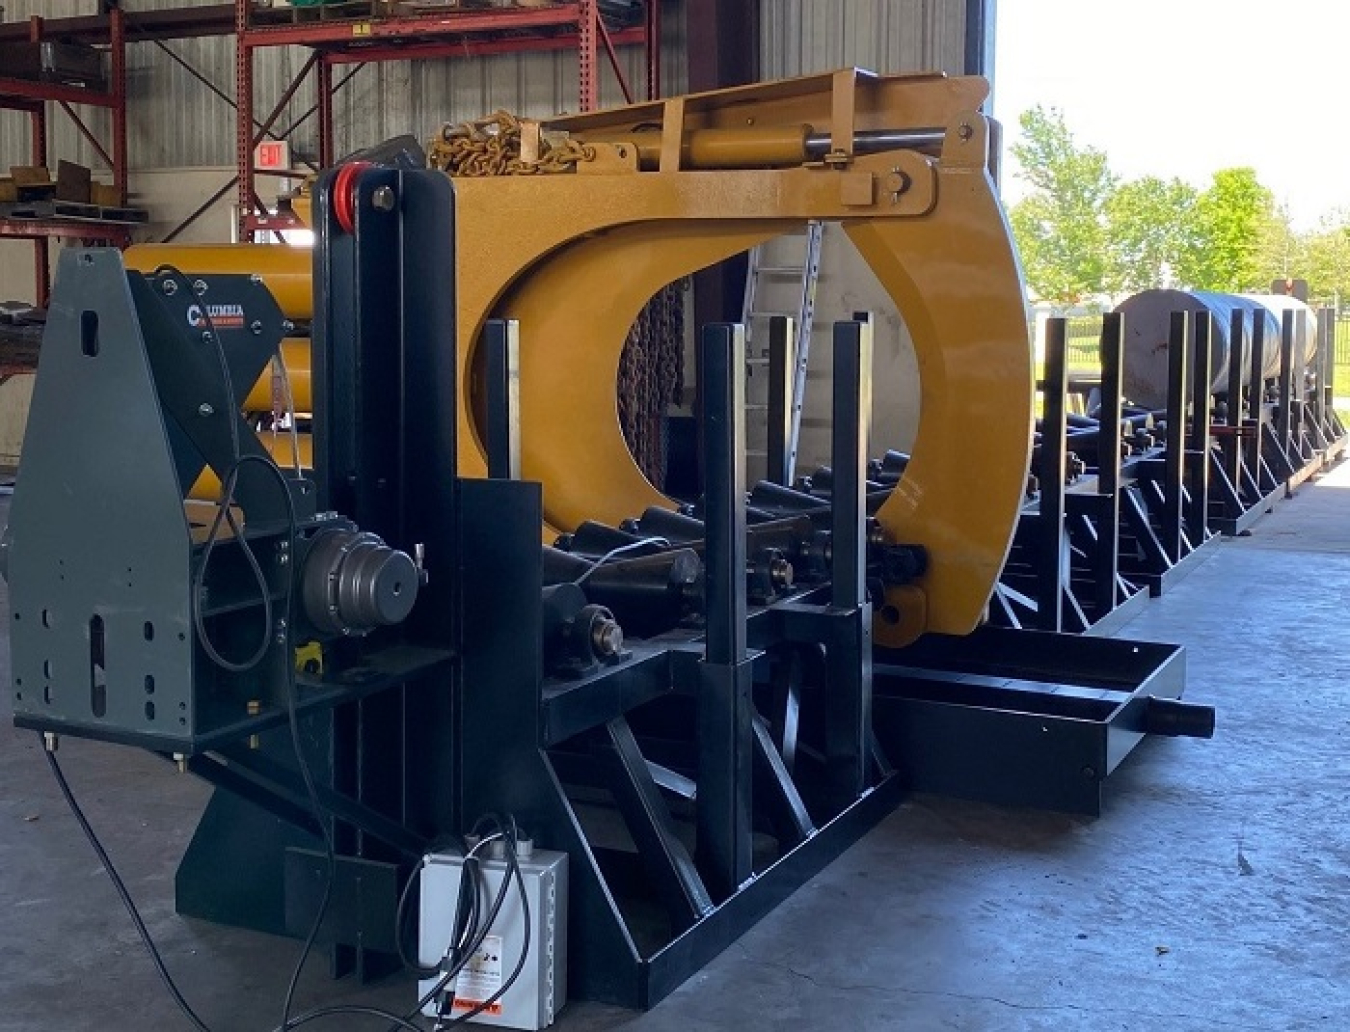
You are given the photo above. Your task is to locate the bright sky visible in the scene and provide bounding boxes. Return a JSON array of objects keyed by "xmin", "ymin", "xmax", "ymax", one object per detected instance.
[{"xmin": 992, "ymin": 0, "xmax": 1350, "ymax": 230}]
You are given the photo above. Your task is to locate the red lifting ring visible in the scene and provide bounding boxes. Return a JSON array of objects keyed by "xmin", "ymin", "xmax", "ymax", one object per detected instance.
[{"xmin": 332, "ymin": 161, "xmax": 372, "ymax": 235}]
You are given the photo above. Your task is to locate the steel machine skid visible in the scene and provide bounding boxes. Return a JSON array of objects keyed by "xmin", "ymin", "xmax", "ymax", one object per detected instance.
[{"xmin": 4, "ymin": 72, "xmax": 1216, "ymax": 1016}]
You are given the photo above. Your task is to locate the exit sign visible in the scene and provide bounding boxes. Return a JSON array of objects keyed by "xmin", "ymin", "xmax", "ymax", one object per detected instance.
[{"xmin": 255, "ymin": 140, "xmax": 290, "ymax": 172}]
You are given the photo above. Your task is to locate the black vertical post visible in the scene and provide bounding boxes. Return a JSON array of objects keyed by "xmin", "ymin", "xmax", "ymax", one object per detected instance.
[
  {"xmin": 1292, "ymin": 311, "xmax": 1309, "ymax": 460},
  {"xmin": 1094, "ymin": 313, "xmax": 1123, "ymax": 617},
  {"xmin": 697, "ymin": 322, "xmax": 752, "ymax": 900},
  {"xmin": 826, "ymin": 319, "xmax": 872, "ymax": 804},
  {"xmin": 1188, "ymin": 311, "xmax": 1212, "ymax": 544},
  {"xmin": 831, "ymin": 321, "xmax": 868, "ymax": 610},
  {"xmin": 1248, "ymin": 309, "xmax": 1266, "ymax": 488},
  {"xmin": 765, "ymin": 315, "xmax": 795, "ymax": 486},
  {"xmin": 1161, "ymin": 312, "xmax": 1188, "ymax": 564},
  {"xmin": 483, "ymin": 319, "xmax": 521, "ymax": 480},
  {"xmin": 1321, "ymin": 307, "xmax": 1338, "ymax": 437},
  {"xmin": 1278, "ymin": 309, "xmax": 1296, "ymax": 475},
  {"xmin": 1038, "ymin": 318, "xmax": 1068, "ymax": 631},
  {"xmin": 1226, "ymin": 309, "xmax": 1245, "ymax": 500},
  {"xmin": 1317, "ymin": 308, "xmax": 1333, "ymax": 441}
]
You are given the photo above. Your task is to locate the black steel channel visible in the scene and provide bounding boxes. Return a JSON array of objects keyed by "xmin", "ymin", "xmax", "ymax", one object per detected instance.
[
  {"xmin": 1188, "ymin": 311, "xmax": 1212, "ymax": 542},
  {"xmin": 826, "ymin": 319, "xmax": 873, "ymax": 801},
  {"xmin": 765, "ymin": 315, "xmax": 794, "ymax": 486},
  {"xmin": 482, "ymin": 318, "xmax": 521, "ymax": 479},
  {"xmin": 1278, "ymin": 309, "xmax": 1296, "ymax": 482},
  {"xmin": 1320, "ymin": 307, "xmax": 1336, "ymax": 440},
  {"xmin": 1094, "ymin": 313, "xmax": 1124, "ymax": 619},
  {"xmin": 600, "ymin": 717, "xmax": 714, "ymax": 931},
  {"xmin": 1162, "ymin": 312, "xmax": 1189, "ymax": 562},
  {"xmin": 1248, "ymin": 308, "xmax": 1266, "ymax": 488},
  {"xmin": 831, "ymin": 320, "xmax": 869, "ymax": 610},
  {"xmin": 697, "ymin": 323, "xmax": 753, "ymax": 900},
  {"xmin": 1226, "ymin": 308, "xmax": 1245, "ymax": 509},
  {"xmin": 1038, "ymin": 318, "xmax": 1069, "ymax": 630}
]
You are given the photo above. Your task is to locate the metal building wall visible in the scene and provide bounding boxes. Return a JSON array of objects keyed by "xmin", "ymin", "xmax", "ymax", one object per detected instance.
[
  {"xmin": 762, "ymin": 0, "xmax": 968, "ymax": 78},
  {"xmin": 1, "ymin": 0, "xmax": 687, "ymax": 174},
  {"xmin": 757, "ymin": 0, "xmax": 978, "ymax": 472}
]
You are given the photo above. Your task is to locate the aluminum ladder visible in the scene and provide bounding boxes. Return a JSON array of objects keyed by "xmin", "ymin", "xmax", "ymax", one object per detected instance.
[{"xmin": 741, "ymin": 220, "xmax": 824, "ymax": 484}]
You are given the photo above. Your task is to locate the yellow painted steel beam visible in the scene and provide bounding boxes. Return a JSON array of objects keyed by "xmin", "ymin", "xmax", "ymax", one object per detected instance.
[
  {"xmin": 452, "ymin": 72, "xmax": 1032, "ymax": 643},
  {"xmin": 124, "ymin": 244, "xmax": 313, "ymax": 321},
  {"xmin": 188, "ymin": 432, "xmax": 312, "ymax": 501},
  {"xmin": 243, "ymin": 338, "xmax": 312, "ymax": 413}
]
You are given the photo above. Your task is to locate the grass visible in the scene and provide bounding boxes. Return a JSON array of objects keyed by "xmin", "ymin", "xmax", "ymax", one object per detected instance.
[{"xmin": 1057, "ymin": 316, "xmax": 1350, "ymax": 396}]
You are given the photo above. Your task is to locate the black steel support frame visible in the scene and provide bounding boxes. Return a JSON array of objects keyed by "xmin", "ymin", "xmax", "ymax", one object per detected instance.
[
  {"xmin": 132, "ymin": 171, "xmax": 1214, "ymax": 1012},
  {"xmin": 175, "ymin": 166, "xmax": 462, "ymax": 981},
  {"xmin": 995, "ymin": 315, "xmax": 1147, "ymax": 635},
  {"xmin": 455, "ymin": 318, "xmax": 900, "ymax": 1009}
]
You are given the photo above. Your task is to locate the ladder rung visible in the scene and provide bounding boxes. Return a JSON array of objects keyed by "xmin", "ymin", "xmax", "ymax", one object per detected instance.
[
  {"xmin": 755, "ymin": 266, "xmax": 806, "ymax": 274},
  {"xmin": 745, "ymin": 404, "xmax": 769, "ymax": 412}
]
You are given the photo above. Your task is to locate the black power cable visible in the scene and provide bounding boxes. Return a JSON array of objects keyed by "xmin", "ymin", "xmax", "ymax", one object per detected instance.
[{"xmin": 42, "ymin": 742, "xmax": 214, "ymax": 1032}]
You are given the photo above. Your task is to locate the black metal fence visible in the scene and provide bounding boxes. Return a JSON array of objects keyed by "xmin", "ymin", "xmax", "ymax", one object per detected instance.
[{"xmin": 1058, "ymin": 314, "xmax": 1350, "ymax": 404}]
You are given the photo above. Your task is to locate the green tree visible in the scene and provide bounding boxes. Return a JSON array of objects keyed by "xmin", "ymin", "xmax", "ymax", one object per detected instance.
[
  {"xmin": 1104, "ymin": 176, "xmax": 1201, "ymax": 293},
  {"xmin": 1007, "ymin": 106, "xmax": 1116, "ymax": 305},
  {"xmin": 1179, "ymin": 167, "xmax": 1277, "ymax": 291},
  {"xmin": 1296, "ymin": 211, "xmax": 1350, "ymax": 302}
]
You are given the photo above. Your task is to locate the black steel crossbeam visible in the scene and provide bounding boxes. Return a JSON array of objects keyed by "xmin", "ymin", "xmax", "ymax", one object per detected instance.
[
  {"xmin": 599, "ymin": 717, "xmax": 714, "ymax": 932},
  {"xmin": 187, "ymin": 748, "xmax": 425, "ymax": 860}
]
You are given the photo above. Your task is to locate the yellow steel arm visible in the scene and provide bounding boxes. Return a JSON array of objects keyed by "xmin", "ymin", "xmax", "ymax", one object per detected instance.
[{"xmin": 454, "ymin": 70, "xmax": 1032, "ymax": 643}]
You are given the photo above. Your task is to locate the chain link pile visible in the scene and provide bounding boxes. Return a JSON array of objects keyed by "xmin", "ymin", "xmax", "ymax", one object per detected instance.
[
  {"xmin": 428, "ymin": 111, "xmax": 595, "ymax": 177},
  {"xmin": 430, "ymin": 110, "xmax": 684, "ymax": 486},
  {"xmin": 617, "ymin": 284, "xmax": 685, "ymax": 485}
]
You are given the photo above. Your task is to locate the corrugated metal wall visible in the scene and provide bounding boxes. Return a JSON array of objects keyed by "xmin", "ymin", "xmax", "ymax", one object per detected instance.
[
  {"xmin": 1, "ymin": 0, "xmax": 969, "ymax": 173},
  {"xmin": 0, "ymin": 0, "xmax": 687, "ymax": 173},
  {"xmin": 762, "ymin": 0, "xmax": 967, "ymax": 79}
]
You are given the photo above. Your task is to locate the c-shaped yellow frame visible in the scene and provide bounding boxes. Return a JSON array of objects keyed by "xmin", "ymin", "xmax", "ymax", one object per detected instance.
[{"xmin": 128, "ymin": 70, "xmax": 1032, "ymax": 647}]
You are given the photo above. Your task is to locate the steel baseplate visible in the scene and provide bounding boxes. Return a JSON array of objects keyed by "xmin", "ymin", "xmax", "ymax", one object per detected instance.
[{"xmin": 873, "ymin": 626, "xmax": 1213, "ymax": 816}]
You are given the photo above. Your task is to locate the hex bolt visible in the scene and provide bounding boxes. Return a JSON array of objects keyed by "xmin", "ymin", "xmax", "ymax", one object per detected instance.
[
  {"xmin": 769, "ymin": 556, "xmax": 795, "ymax": 591},
  {"xmin": 372, "ymin": 185, "xmax": 397, "ymax": 212},
  {"xmin": 198, "ymin": 403, "xmax": 214, "ymax": 417},
  {"xmin": 591, "ymin": 618, "xmax": 624, "ymax": 659},
  {"xmin": 193, "ymin": 279, "xmax": 208, "ymax": 295},
  {"xmin": 958, "ymin": 122, "xmax": 974, "ymax": 141},
  {"xmin": 161, "ymin": 279, "xmax": 178, "ymax": 296},
  {"xmin": 173, "ymin": 752, "xmax": 188, "ymax": 773},
  {"xmin": 251, "ymin": 320, "xmax": 263, "ymax": 335},
  {"xmin": 42, "ymin": 731, "xmax": 58, "ymax": 753}
]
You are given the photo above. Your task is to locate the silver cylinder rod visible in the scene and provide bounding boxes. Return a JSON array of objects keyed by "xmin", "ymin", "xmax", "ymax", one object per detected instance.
[{"xmin": 804, "ymin": 128, "xmax": 947, "ymax": 156}]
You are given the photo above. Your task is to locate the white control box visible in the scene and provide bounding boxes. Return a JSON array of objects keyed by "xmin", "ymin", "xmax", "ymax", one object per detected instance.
[{"xmin": 418, "ymin": 847, "xmax": 568, "ymax": 1030}]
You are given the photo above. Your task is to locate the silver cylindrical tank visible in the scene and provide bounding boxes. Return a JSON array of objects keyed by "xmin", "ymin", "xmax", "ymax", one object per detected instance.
[{"xmin": 1114, "ymin": 290, "xmax": 1317, "ymax": 408}]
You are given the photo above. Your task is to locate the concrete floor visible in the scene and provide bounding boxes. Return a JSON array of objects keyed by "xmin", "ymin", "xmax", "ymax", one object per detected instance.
[{"xmin": 2, "ymin": 463, "xmax": 1348, "ymax": 1032}]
